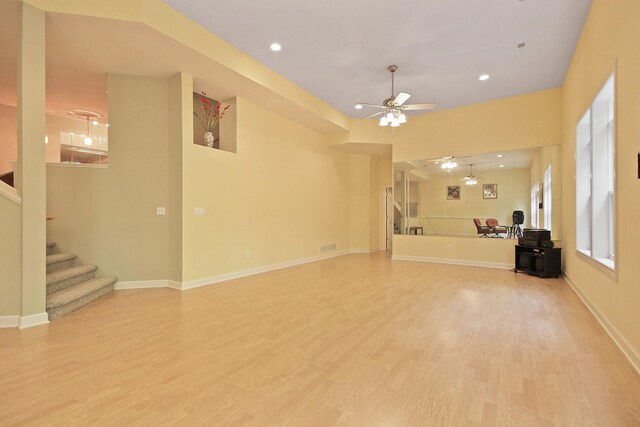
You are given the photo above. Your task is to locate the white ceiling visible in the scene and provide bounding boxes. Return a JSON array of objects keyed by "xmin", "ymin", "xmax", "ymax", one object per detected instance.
[{"xmin": 161, "ymin": 0, "xmax": 592, "ymax": 118}]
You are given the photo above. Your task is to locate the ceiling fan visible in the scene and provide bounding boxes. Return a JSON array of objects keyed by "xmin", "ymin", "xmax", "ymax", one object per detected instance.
[
  {"xmin": 358, "ymin": 65, "xmax": 435, "ymax": 127},
  {"xmin": 459, "ymin": 164, "xmax": 480, "ymax": 185},
  {"xmin": 430, "ymin": 156, "xmax": 470, "ymax": 170}
]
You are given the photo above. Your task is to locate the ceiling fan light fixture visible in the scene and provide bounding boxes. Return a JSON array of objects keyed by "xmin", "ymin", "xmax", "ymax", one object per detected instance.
[
  {"xmin": 398, "ymin": 113, "xmax": 407, "ymax": 123},
  {"xmin": 386, "ymin": 112, "xmax": 394, "ymax": 121},
  {"xmin": 390, "ymin": 118, "xmax": 400, "ymax": 127},
  {"xmin": 441, "ymin": 160, "xmax": 458, "ymax": 170},
  {"xmin": 379, "ymin": 117, "xmax": 389, "ymax": 126},
  {"xmin": 466, "ymin": 178, "xmax": 477, "ymax": 186}
]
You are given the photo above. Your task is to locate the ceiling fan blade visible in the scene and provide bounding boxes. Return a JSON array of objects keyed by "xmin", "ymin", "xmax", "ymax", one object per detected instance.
[
  {"xmin": 394, "ymin": 92, "xmax": 411, "ymax": 106},
  {"xmin": 363, "ymin": 111, "xmax": 383, "ymax": 120},
  {"xmin": 402, "ymin": 103, "xmax": 436, "ymax": 110},
  {"xmin": 358, "ymin": 103, "xmax": 385, "ymax": 109}
]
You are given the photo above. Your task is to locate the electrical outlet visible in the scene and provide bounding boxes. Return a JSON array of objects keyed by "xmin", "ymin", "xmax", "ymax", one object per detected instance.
[
  {"xmin": 194, "ymin": 207, "xmax": 205, "ymax": 216},
  {"xmin": 156, "ymin": 207, "xmax": 166, "ymax": 216}
]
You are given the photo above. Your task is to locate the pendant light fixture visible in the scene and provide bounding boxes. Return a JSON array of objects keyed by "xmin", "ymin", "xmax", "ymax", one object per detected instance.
[
  {"xmin": 84, "ymin": 116, "xmax": 93, "ymax": 146},
  {"xmin": 68, "ymin": 110, "xmax": 103, "ymax": 147}
]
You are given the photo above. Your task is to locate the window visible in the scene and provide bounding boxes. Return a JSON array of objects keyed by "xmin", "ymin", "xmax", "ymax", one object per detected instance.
[
  {"xmin": 543, "ymin": 165, "xmax": 552, "ymax": 233},
  {"xmin": 530, "ymin": 183, "xmax": 539, "ymax": 228},
  {"xmin": 576, "ymin": 74, "xmax": 615, "ymax": 270}
]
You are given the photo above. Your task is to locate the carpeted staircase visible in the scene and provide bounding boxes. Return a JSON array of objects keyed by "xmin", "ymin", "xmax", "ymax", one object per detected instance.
[{"xmin": 46, "ymin": 241, "xmax": 118, "ymax": 320}]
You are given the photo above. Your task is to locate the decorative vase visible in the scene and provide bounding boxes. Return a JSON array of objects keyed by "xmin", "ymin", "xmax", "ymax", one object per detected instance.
[{"xmin": 204, "ymin": 131, "xmax": 214, "ymax": 148}]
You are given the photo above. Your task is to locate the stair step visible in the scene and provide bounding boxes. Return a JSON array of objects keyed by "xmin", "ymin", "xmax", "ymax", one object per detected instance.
[
  {"xmin": 47, "ymin": 276, "xmax": 118, "ymax": 320},
  {"xmin": 46, "ymin": 241, "xmax": 56, "ymax": 256},
  {"xmin": 46, "ymin": 253, "xmax": 77, "ymax": 274},
  {"xmin": 46, "ymin": 264, "xmax": 99, "ymax": 295}
]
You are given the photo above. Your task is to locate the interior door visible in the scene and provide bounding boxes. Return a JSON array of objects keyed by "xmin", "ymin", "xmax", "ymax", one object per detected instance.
[{"xmin": 385, "ymin": 187, "xmax": 393, "ymax": 250}]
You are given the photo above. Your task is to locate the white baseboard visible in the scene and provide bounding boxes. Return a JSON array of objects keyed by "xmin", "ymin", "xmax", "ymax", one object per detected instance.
[
  {"xmin": 113, "ymin": 250, "xmax": 350, "ymax": 292},
  {"xmin": 350, "ymin": 248, "xmax": 383, "ymax": 254},
  {"xmin": 391, "ymin": 254, "xmax": 512, "ymax": 270},
  {"xmin": 177, "ymin": 250, "xmax": 350, "ymax": 290},
  {"xmin": 0, "ymin": 315, "xmax": 20, "ymax": 328},
  {"xmin": 563, "ymin": 273, "xmax": 640, "ymax": 375},
  {"xmin": 167, "ymin": 280, "xmax": 182, "ymax": 290},
  {"xmin": 115, "ymin": 279, "xmax": 170, "ymax": 290},
  {"xmin": 18, "ymin": 312, "xmax": 49, "ymax": 329}
]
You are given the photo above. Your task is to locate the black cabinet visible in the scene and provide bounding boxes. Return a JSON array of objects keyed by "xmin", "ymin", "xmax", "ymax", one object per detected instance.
[{"xmin": 514, "ymin": 245, "xmax": 561, "ymax": 278}]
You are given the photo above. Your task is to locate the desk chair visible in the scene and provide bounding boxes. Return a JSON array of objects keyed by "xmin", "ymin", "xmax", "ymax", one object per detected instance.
[
  {"xmin": 473, "ymin": 218, "xmax": 493, "ymax": 237},
  {"xmin": 486, "ymin": 218, "xmax": 508, "ymax": 238}
]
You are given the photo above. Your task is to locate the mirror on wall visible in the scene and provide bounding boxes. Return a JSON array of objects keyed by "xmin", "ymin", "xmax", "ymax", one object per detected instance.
[{"xmin": 393, "ymin": 145, "xmax": 562, "ymax": 239}]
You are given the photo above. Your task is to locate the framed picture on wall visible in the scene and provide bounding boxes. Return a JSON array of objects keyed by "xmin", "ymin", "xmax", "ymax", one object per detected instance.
[
  {"xmin": 447, "ymin": 185, "xmax": 460, "ymax": 200},
  {"xmin": 483, "ymin": 183, "xmax": 498, "ymax": 199}
]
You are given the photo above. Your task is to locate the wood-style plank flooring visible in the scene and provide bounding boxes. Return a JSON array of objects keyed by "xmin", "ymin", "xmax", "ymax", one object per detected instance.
[{"xmin": 1, "ymin": 252, "xmax": 639, "ymax": 426}]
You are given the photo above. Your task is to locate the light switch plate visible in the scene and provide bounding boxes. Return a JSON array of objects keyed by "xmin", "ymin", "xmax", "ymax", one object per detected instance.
[
  {"xmin": 156, "ymin": 207, "xmax": 166, "ymax": 216},
  {"xmin": 195, "ymin": 207, "xmax": 205, "ymax": 216}
]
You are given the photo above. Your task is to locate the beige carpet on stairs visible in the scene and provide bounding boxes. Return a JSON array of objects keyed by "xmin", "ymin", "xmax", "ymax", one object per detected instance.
[{"xmin": 46, "ymin": 241, "xmax": 118, "ymax": 320}]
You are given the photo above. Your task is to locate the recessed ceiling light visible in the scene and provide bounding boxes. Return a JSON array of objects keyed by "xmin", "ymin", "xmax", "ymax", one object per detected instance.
[
  {"xmin": 497, "ymin": 154, "xmax": 503, "ymax": 158},
  {"xmin": 270, "ymin": 43, "xmax": 282, "ymax": 52},
  {"xmin": 434, "ymin": 161, "xmax": 440, "ymax": 164},
  {"xmin": 479, "ymin": 74, "xmax": 490, "ymax": 81},
  {"xmin": 499, "ymin": 164, "xmax": 505, "ymax": 168},
  {"xmin": 355, "ymin": 104, "xmax": 363, "ymax": 110},
  {"xmin": 92, "ymin": 120, "xmax": 99, "ymax": 126}
]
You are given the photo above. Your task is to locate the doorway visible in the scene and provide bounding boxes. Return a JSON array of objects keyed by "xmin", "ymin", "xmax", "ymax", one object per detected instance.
[{"xmin": 385, "ymin": 187, "xmax": 393, "ymax": 250}]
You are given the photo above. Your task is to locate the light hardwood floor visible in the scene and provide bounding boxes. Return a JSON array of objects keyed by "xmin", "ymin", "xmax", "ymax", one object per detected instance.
[{"xmin": 1, "ymin": 252, "xmax": 639, "ymax": 426}]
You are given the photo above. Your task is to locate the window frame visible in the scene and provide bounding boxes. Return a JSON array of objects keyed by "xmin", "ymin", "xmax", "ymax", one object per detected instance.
[{"xmin": 575, "ymin": 73, "xmax": 616, "ymax": 275}]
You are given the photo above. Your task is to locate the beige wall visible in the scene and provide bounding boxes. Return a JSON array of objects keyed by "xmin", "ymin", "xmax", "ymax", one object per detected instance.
[
  {"xmin": 347, "ymin": 154, "xmax": 390, "ymax": 253},
  {"xmin": 394, "ymin": 234, "xmax": 517, "ymax": 268},
  {"xmin": 413, "ymin": 168, "xmax": 530, "ymax": 236},
  {"xmin": 0, "ymin": 104, "xmax": 18, "ymax": 175},
  {"xmin": 18, "ymin": 2, "xmax": 47, "ymax": 317},
  {"xmin": 392, "ymin": 88, "xmax": 562, "ymax": 162},
  {"xmin": 561, "ymin": 0, "xmax": 640, "ymax": 365},
  {"xmin": 181, "ymin": 97, "xmax": 350, "ymax": 281},
  {"xmin": 391, "ymin": 89, "xmax": 562, "ymax": 265},
  {"xmin": 348, "ymin": 155, "xmax": 371, "ymax": 252},
  {"xmin": 530, "ymin": 145, "xmax": 562, "ymax": 240},
  {"xmin": 0, "ymin": 195, "xmax": 22, "ymax": 315},
  {"xmin": 167, "ymin": 73, "xmax": 188, "ymax": 283},
  {"xmin": 47, "ymin": 74, "xmax": 172, "ymax": 281}
]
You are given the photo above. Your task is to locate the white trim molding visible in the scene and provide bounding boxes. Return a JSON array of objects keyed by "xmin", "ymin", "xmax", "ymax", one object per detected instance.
[
  {"xmin": 18, "ymin": 312, "xmax": 49, "ymax": 329},
  {"xmin": 563, "ymin": 273, "xmax": 640, "ymax": 375},
  {"xmin": 391, "ymin": 254, "xmax": 512, "ymax": 270},
  {"xmin": 113, "ymin": 250, "xmax": 350, "ymax": 292},
  {"xmin": 115, "ymin": 279, "xmax": 171, "ymax": 290},
  {"xmin": 167, "ymin": 280, "xmax": 182, "ymax": 290},
  {"xmin": 0, "ymin": 315, "xmax": 21, "ymax": 328},
  {"xmin": 350, "ymin": 248, "xmax": 383, "ymax": 254},
  {"xmin": 0, "ymin": 181, "xmax": 21, "ymax": 205},
  {"xmin": 177, "ymin": 250, "xmax": 350, "ymax": 291}
]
